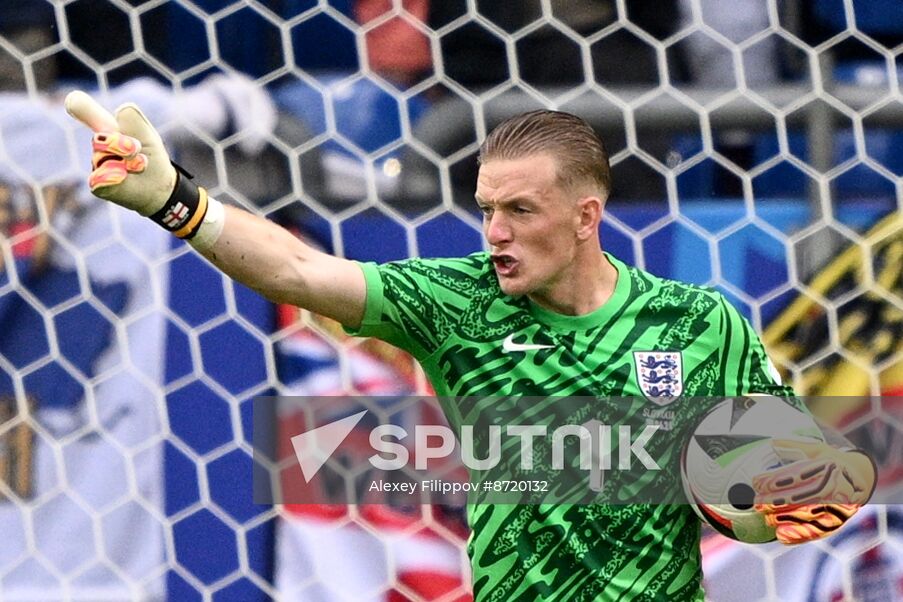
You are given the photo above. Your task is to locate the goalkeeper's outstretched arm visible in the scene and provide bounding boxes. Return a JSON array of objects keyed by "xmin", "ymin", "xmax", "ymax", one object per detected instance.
[
  {"xmin": 65, "ymin": 91, "xmax": 367, "ymax": 328},
  {"xmin": 202, "ymin": 205, "xmax": 366, "ymax": 326}
]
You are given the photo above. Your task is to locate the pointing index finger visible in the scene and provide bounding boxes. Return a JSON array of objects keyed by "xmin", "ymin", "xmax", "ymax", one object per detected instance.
[{"xmin": 65, "ymin": 90, "xmax": 119, "ymax": 132}]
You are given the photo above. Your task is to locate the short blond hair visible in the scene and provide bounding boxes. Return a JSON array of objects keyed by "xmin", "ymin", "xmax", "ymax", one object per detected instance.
[{"xmin": 478, "ymin": 110, "xmax": 611, "ymax": 197}]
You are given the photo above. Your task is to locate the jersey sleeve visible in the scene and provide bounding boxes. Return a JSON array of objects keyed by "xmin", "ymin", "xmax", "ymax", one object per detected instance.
[
  {"xmin": 716, "ymin": 296, "xmax": 795, "ymax": 397},
  {"xmin": 343, "ymin": 255, "xmax": 480, "ymax": 360}
]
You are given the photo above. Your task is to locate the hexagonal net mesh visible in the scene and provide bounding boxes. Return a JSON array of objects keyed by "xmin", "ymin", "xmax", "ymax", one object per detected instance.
[{"xmin": 0, "ymin": 0, "xmax": 901, "ymax": 600}]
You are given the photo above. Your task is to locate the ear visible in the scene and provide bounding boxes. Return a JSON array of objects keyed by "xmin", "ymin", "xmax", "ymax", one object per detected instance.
[{"xmin": 575, "ymin": 195, "xmax": 603, "ymax": 241}]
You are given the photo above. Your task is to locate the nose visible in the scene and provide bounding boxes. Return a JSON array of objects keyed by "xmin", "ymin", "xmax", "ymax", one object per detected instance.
[{"xmin": 485, "ymin": 212, "xmax": 512, "ymax": 246}]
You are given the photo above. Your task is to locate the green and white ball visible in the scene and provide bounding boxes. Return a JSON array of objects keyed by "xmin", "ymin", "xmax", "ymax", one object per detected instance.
[{"xmin": 680, "ymin": 395, "xmax": 824, "ymax": 543}]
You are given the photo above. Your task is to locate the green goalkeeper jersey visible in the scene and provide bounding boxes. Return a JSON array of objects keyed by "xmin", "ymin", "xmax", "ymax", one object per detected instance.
[{"xmin": 347, "ymin": 252, "xmax": 790, "ymax": 601}]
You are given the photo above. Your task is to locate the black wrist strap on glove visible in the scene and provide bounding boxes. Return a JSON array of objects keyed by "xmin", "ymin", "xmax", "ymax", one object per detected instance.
[{"xmin": 148, "ymin": 162, "xmax": 209, "ymax": 239}]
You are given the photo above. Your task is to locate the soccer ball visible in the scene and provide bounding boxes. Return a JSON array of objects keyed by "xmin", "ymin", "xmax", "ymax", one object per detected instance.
[{"xmin": 680, "ymin": 395, "xmax": 824, "ymax": 543}]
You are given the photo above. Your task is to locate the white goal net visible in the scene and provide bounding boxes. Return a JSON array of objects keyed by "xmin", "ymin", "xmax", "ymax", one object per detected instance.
[{"xmin": 0, "ymin": 0, "xmax": 900, "ymax": 600}]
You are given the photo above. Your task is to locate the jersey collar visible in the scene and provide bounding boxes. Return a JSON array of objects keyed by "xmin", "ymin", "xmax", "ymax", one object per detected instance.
[{"xmin": 527, "ymin": 252, "xmax": 630, "ymax": 331}]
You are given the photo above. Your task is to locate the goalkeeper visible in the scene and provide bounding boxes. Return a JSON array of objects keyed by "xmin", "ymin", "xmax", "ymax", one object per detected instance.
[{"xmin": 66, "ymin": 93, "xmax": 876, "ymax": 601}]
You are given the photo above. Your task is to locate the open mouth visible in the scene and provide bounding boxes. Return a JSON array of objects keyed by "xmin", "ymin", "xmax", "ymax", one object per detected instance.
[{"xmin": 491, "ymin": 254, "xmax": 518, "ymax": 276}]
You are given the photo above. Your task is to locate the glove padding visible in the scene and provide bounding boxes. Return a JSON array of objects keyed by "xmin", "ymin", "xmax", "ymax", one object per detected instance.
[
  {"xmin": 65, "ymin": 91, "xmax": 176, "ymax": 216},
  {"xmin": 752, "ymin": 439, "xmax": 876, "ymax": 545}
]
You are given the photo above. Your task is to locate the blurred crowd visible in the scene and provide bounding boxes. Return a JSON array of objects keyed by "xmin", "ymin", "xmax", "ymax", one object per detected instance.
[{"xmin": 4, "ymin": 0, "xmax": 902, "ymax": 205}]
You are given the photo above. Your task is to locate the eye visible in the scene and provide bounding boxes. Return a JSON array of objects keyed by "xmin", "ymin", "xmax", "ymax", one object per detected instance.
[
  {"xmin": 513, "ymin": 206, "xmax": 531, "ymax": 215},
  {"xmin": 478, "ymin": 205, "xmax": 493, "ymax": 216}
]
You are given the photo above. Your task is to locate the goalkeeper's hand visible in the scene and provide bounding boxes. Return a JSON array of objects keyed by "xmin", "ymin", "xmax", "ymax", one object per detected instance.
[
  {"xmin": 752, "ymin": 439, "xmax": 877, "ymax": 545},
  {"xmin": 65, "ymin": 90, "xmax": 176, "ymax": 216},
  {"xmin": 66, "ymin": 90, "xmax": 215, "ymax": 244}
]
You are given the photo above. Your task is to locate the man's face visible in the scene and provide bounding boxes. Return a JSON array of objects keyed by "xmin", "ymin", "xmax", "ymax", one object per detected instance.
[{"xmin": 475, "ymin": 153, "xmax": 584, "ymax": 302}]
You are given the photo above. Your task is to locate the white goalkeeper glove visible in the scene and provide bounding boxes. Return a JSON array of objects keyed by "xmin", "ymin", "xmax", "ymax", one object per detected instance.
[
  {"xmin": 65, "ymin": 90, "xmax": 222, "ymax": 247},
  {"xmin": 752, "ymin": 439, "xmax": 877, "ymax": 545}
]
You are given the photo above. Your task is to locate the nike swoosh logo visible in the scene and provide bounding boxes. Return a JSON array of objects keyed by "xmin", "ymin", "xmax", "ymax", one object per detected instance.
[{"xmin": 502, "ymin": 333, "xmax": 555, "ymax": 353}]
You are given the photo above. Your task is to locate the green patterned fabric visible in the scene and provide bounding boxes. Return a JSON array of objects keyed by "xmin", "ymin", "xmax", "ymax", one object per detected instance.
[{"xmin": 346, "ymin": 252, "xmax": 790, "ymax": 601}]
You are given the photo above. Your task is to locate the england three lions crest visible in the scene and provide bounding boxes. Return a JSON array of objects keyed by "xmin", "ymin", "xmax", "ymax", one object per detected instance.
[{"xmin": 634, "ymin": 351, "xmax": 683, "ymax": 405}]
